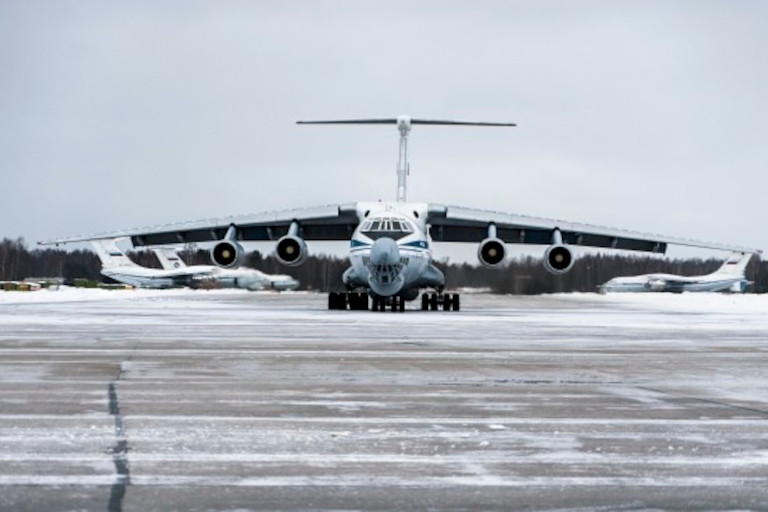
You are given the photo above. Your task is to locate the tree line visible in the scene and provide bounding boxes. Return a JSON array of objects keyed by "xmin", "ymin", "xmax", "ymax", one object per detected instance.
[{"xmin": 1, "ymin": 237, "xmax": 766, "ymax": 294}]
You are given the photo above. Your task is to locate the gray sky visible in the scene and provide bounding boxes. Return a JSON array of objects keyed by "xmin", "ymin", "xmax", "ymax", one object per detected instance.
[{"xmin": 1, "ymin": 1, "xmax": 766, "ymax": 261}]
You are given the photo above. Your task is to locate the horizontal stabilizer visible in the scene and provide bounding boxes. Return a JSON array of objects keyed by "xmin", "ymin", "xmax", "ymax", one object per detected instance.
[{"xmin": 297, "ymin": 118, "xmax": 516, "ymax": 127}]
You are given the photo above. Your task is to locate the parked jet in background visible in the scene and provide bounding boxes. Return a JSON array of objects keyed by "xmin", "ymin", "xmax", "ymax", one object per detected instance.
[
  {"xmin": 600, "ymin": 252, "xmax": 756, "ymax": 293},
  {"xmin": 152, "ymin": 246, "xmax": 299, "ymax": 291},
  {"xmin": 90, "ymin": 239, "xmax": 211, "ymax": 289},
  {"xmin": 90, "ymin": 240, "xmax": 298, "ymax": 291}
]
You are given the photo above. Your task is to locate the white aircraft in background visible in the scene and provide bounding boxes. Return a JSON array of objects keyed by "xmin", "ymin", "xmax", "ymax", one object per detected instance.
[
  {"xmin": 89, "ymin": 239, "xmax": 298, "ymax": 291},
  {"xmin": 152, "ymin": 246, "xmax": 299, "ymax": 291},
  {"xmin": 600, "ymin": 252, "xmax": 755, "ymax": 293},
  {"xmin": 42, "ymin": 116, "xmax": 760, "ymax": 311}
]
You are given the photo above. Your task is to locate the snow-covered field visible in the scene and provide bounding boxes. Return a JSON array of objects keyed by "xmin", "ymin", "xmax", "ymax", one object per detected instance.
[{"xmin": 0, "ymin": 289, "xmax": 767, "ymax": 510}]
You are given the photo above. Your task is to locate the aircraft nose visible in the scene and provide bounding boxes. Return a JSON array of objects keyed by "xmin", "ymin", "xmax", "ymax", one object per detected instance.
[{"xmin": 369, "ymin": 237, "xmax": 400, "ymax": 265}]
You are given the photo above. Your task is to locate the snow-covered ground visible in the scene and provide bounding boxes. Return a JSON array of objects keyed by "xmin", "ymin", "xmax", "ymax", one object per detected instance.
[{"xmin": 0, "ymin": 290, "xmax": 766, "ymax": 510}]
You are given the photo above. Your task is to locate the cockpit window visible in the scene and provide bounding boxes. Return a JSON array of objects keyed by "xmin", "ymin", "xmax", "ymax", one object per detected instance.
[{"xmin": 360, "ymin": 217, "xmax": 414, "ymax": 240}]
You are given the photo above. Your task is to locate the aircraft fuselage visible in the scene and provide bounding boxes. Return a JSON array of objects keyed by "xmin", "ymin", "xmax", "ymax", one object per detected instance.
[{"xmin": 343, "ymin": 202, "xmax": 445, "ymax": 299}]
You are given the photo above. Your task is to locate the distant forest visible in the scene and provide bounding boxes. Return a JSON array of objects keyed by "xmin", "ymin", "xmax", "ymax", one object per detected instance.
[{"xmin": 1, "ymin": 237, "xmax": 766, "ymax": 294}]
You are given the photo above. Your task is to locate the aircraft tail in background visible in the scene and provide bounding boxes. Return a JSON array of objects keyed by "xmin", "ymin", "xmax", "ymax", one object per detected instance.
[
  {"xmin": 712, "ymin": 252, "xmax": 753, "ymax": 277},
  {"xmin": 89, "ymin": 239, "xmax": 138, "ymax": 269},
  {"xmin": 153, "ymin": 247, "xmax": 188, "ymax": 270}
]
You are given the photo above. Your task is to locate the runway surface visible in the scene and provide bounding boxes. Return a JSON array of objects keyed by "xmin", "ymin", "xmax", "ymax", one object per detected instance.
[{"xmin": 1, "ymin": 289, "xmax": 767, "ymax": 510}]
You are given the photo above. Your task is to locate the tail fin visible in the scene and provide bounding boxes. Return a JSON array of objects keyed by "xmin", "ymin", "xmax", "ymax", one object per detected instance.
[
  {"xmin": 90, "ymin": 239, "xmax": 138, "ymax": 269},
  {"xmin": 153, "ymin": 247, "xmax": 188, "ymax": 270},
  {"xmin": 712, "ymin": 252, "xmax": 753, "ymax": 277}
]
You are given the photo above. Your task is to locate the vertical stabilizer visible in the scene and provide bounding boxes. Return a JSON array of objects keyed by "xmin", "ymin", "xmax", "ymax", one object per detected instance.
[
  {"xmin": 712, "ymin": 252, "xmax": 753, "ymax": 277},
  {"xmin": 153, "ymin": 247, "xmax": 188, "ymax": 270},
  {"xmin": 296, "ymin": 115, "xmax": 515, "ymax": 202},
  {"xmin": 90, "ymin": 239, "xmax": 137, "ymax": 269}
]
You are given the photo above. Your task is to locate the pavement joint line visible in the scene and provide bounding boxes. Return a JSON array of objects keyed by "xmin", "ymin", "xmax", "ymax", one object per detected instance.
[{"xmin": 107, "ymin": 354, "xmax": 134, "ymax": 512}]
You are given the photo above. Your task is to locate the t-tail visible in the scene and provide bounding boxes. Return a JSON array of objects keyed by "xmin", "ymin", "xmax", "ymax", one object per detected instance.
[
  {"xmin": 90, "ymin": 239, "xmax": 137, "ymax": 269},
  {"xmin": 153, "ymin": 247, "xmax": 188, "ymax": 270},
  {"xmin": 297, "ymin": 115, "xmax": 516, "ymax": 202},
  {"xmin": 713, "ymin": 252, "xmax": 754, "ymax": 277}
]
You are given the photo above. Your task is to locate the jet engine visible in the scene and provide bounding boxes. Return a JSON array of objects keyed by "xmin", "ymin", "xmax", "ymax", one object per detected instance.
[
  {"xmin": 543, "ymin": 244, "xmax": 574, "ymax": 274},
  {"xmin": 211, "ymin": 240, "xmax": 245, "ymax": 269},
  {"xmin": 477, "ymin": 237, "xmax": 507, "ymax": 268},
  {"xmin": 276, "ymin": 235, "xmax": 308, "ymax": 266}
]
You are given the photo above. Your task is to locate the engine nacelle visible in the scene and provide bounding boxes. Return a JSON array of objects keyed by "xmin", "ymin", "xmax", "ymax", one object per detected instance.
[
  {"xmin": 543, "ymin": 244, "xmax": 574, "ymax": 274},
  {"xmin": 477, "ymin": 237, "xmax": 507, "ymax": 268},
  {"xmin": 276, "ymin": 235, "xmax": 308, "ymax": 267},
  {"xmin": 211, "ymin": 240, "xmax": 245, "ymax": 269}
]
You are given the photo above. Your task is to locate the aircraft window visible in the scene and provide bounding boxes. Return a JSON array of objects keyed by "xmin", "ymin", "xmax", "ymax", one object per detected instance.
[
  {"xmin": 367, "ymin": 257, "xmax": 406, "ymax": 285},
  {"xmin": 360, "ymin": 217, "xmax": 416, "ymax": 240}
]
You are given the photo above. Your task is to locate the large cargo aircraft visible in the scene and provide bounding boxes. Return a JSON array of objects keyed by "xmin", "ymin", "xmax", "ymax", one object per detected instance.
[
  {"xmin": 600, "ymin": 252, "xmax": 755, "ymax": 293},
  {"xmin": 90, "ymin": 239, "xmax": 298, "ymax": 291},
  {"xmin": 41, "ymin": 116, "xmax": 760, "ymax": 311}
]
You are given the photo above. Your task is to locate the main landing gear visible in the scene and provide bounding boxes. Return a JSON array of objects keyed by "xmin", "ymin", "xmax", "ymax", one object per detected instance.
[
  {"xmin": 327, "ymin": 291, "xmax": 461, "ymax": 312},
  {"xmin": 328, "ymin": 292, "xmax": 405, "ymax": 312},
  {"xmin": 421, "ymin": 292, "xmax": 460, "ymax": 312}
]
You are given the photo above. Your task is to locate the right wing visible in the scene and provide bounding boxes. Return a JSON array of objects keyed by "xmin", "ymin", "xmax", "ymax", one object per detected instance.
[{"xmin": 39, "ymin": 204, "xmax": 361, "ymax": 247}]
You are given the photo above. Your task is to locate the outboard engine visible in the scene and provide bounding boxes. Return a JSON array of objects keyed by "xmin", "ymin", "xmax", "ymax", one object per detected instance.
[
  {"xmin": 477, "ymin": 237, "xmax": 507, "ymax": 268},
  {"xmin": 543, "ymin": 244, "xmax": 574, "ymax": 274},
  {"xmin": 211, "ymin": 240, "xmax": 245, "ymax": 269},
  {"xmin": 276, "ymin": 235, "xmax": 308, "ymax": 266}
]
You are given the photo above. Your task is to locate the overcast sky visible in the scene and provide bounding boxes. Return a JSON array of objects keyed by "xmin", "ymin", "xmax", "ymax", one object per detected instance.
[{"xmin": 1, "ymin": 1, "xmax": 766, "ymax": 261}]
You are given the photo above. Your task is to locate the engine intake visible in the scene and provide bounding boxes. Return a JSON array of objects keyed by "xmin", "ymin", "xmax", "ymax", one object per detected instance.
[
  {"xmin": 211, "ymin": 240, "xmax": 244, "ymax": 269},
  {"xmin": 543, "ymin": 244, "xmax": 574, "ymax": 274},
  {"xmin": 477, "ymin": 237, "xmax": 507, "ymax": 268},
  {"xmin": 276, "ymin": 235, "xmax": 308, "ymax": 266}
]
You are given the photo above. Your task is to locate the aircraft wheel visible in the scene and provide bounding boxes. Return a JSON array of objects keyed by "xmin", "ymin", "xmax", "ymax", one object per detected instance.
[
  {"xmin": 372, "ymin": 296, "xmax": 386, "ymax": 312},
  {"xmin": 451, "ymin": 293, "xmax": 460, "ymax": 312},
  {"xmin": 429, "ymin": 293, "xmax": 438, "ymax": 311},
  {"xmin": 390, "ymin": 296, "xmax": 405, "ymax": 312},
  {"xmin": 421, "ymin": 293, "xmax": 429, "ymax": 311},
  {"xmin": 442, "ymin": 294, "xmax": 452, "ymax": 311},
  {"xmin": 348, "ymin": 292, "xmax": 369, "ymax": 311}
]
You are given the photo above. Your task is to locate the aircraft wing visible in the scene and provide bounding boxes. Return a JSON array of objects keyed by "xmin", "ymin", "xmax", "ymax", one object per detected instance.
[
  {"xmin": 39, "ymin": 204, "xmax": 361, "ymax": 247},
  {"xmin": 427, "ymin": 204, "xmax": 761, "ymax": 254}
]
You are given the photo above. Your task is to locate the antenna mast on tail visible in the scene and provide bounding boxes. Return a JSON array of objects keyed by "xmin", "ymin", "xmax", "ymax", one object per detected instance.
[{"xmin": 297, "ymin": 115, "xmax": 516, "ymax": 202}]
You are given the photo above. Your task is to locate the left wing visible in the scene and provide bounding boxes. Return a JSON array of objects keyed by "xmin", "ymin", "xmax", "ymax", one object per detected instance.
[
  {"xmin": 39, "ymin": 204, "xmax": 361, "ymax": 247},
  {"xmin": 427, "ymin": 204, "xmax": 760, "ymax": 254}
]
